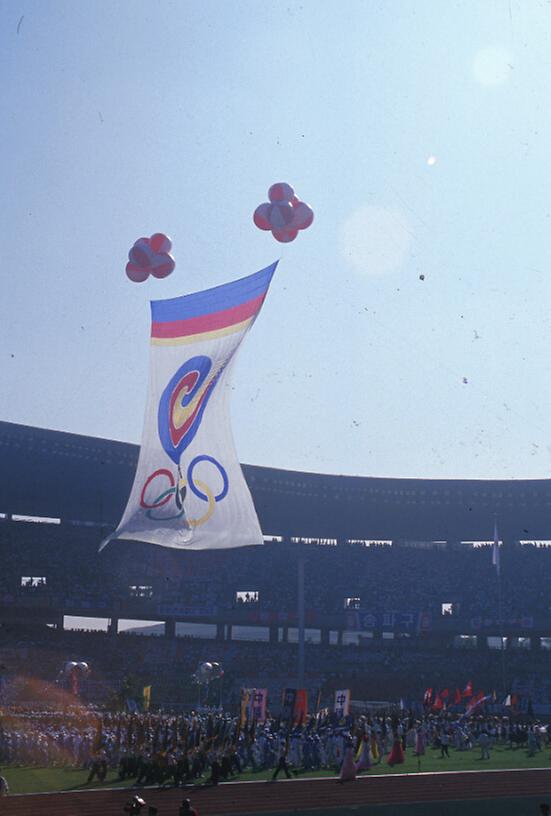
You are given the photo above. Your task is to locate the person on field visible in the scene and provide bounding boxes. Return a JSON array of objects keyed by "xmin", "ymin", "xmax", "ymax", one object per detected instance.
[
  {"xmin": 272, "ymin": 745, "xmax": 292, "ymax": 780},
  {"xmin": 179, "ymin": 797, "xmax": 199, "ymax": 816},
  {"xmin": 478, "ymin": 730, "xmax": 491, "ymax": 760},
  {"xmin": 339, "ymin": 742, "xmax": 357, "ymax": 782},
  {"xmin": 440, "ymin": 729, "xmax": 450, "ymax": 758}
]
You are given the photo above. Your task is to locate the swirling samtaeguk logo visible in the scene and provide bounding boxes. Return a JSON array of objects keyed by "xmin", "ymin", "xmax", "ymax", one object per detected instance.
[{"xmin": 157, "ymin": 355, "xmax": 223, "ymax": 465}]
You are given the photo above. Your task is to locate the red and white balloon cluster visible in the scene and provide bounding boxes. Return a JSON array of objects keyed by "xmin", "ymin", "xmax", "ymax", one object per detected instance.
[
  {"xmin": 126, "ymin": 233, "xmax": 175, "ymax": 283},
  {"xmin": 253, "ymin": 183, "xmax": 314, "ymax": 243}
]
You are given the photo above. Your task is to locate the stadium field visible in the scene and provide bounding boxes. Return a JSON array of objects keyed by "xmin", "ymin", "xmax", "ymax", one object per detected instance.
[{"xmin": 3, "ymin": 746, "xmax": 551, "ymax": 794}]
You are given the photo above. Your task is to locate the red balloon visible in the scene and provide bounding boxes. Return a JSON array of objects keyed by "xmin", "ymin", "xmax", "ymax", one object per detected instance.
[
  {"xmin": 268, "ymin": 201, "xmax": 294, "ymax": 230},
  {"xmin": 272, "ymin": 228, "xmax": 298, "ymax": 243},
  {"xmin": 253, "ymin": 203, "xmax": 272, "ymax": 230},
  {"xmin": 291, "ymin": 201, "xmax": 314, "ymax": 230},
  {"xmin": 126, "ymin": 263, "xmax": 150, "ymax": 283},
  {"xmin": 129, "ymin": 243, "xmax": 153, "ymax": 268},
  {"xmin": 268, "ymin": 182, "xmax": 294, "ymax": 203},
  {"xmin": 150, "ymin": 254, "xmax": 175, "ymax": 279},
  {"xmin": 150, "ymin": 233, "xmax": 172, "ymax": 254}
]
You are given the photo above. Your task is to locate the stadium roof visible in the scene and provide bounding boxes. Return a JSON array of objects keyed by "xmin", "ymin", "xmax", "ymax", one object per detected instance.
[{"xmin": 1, "ymin": 421, "xmax": 550, "ymax": 541}]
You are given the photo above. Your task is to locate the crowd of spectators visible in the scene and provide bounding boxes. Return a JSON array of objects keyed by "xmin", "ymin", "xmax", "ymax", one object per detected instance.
[
  {"xmin": 2, "ymin": 520, "xmax": 551, "ymax": 709},
  {"xmin": 2, "ymin": 520, "xmax": 551, "ymax": 623},
  {"xmin": 1, "ymin": 624, "xmax": 551, "ymax": 710}
]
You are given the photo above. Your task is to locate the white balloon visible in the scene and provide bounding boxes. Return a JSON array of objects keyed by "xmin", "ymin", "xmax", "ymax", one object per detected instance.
[{"xmin": 197, "ymin": 661, "xmax": 214, "ymax": 682}]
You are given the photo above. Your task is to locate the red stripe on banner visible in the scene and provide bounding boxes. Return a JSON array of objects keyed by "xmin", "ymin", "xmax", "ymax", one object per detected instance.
[{"xmin": 151, "ymin": 293, "xmax": 266, "ymax": 339}]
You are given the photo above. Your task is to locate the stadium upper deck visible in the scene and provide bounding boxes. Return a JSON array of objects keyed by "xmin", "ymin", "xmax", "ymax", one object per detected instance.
[{"xmin": 0, "ymin": 420, "xmax": 550, "ymax": 542}]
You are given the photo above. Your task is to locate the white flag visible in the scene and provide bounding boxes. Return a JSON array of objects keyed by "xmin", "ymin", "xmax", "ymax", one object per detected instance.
[
  {"xmin": 101, "ymin": 262, "xmax": 277, "ymax": 551},
  {"xmin": 334, "ymin": 688, "xmax": 350, "ymax": 718}
]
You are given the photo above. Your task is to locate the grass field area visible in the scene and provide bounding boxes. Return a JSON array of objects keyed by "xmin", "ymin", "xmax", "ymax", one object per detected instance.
[{"xmin": 3, "ymin": 745, "xmax": 551, "ymax": 795}]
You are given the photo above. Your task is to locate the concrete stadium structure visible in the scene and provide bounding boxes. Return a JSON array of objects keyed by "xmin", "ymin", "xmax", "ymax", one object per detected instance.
[
  {"xmin": 1, "ymin": 420, "xmax": 551, "ymax": 543},
  {"xmin": 2, "ymin": 420, "xmax": 551, "ymax": 649}
]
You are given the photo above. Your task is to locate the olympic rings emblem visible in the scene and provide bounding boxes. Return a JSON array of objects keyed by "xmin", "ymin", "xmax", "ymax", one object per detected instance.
[
  {"xmin": 140, "ymin": 469, "xmax": 177, "ymax": 510},
  {"xmin": 186, "ymin": 455, "xmax": 228, "ymax": 503},
  {"xmin": 139, "ymin": 456, "xmax": 228, "ymax": 527}
]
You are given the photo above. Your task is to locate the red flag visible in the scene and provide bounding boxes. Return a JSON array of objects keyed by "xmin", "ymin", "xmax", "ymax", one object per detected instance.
[
  {"xmin": 454, "ymin": 688, "xmax": 462, "ymax": 705},
  {"xmin": 432, "ymin": 693, "xmax": 443, "ymax": 711},
  {"xmin": 294, "ymin": 689, "xmax": 308, "ymax": 723},
  {"xmin": 440, "ymin": 688, "xmax": 449, "ymax": 699},
  {"xmin": 462, "ymin": 680, "xmax": 473, "ymax": 698}
]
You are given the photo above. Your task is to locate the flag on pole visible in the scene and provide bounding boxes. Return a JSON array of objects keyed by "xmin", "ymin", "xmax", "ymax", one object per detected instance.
[
  {"xmin": 492, "ymin": 518, "xmax": 501, "ymax": 577},
  {"xmin": 281, "ymin": 688, "xmax": 297, "ymax": 722},
  {"xmin": 334, "ymin": 689, "xmax": 350, "ymax": 718},
  {"xmin": 100, "ymin": 263, "xmax": 277, "ymax": 551},
  {"xmin": 465, "ymin": 691, "xmax": 489, "ymax": 717},
  {"xmin": 251, "ymin": 688, "xmax": 268, "ymax": 723},
  {"xmin": 315, "ymin": 688, "xmax": 322, "ymax": 713},
  {"xmin": 462, "ymin": 680, "xmax": 473, "ymax": 698},
  {"xmin": 142, "ymin": 685, "xmax": 151, "ymax": 712},
  {"xmin": 294, "ymin": 689, "xmax": 308, "ymax": 723},
  {"xmin": 240, "ymin": 688, "xmax": 251, "ymax": 728}
]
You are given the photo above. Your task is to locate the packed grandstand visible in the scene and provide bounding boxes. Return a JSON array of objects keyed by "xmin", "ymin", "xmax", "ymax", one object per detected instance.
[{"xmin": 1, "ymin": 421, "xmax": 551, "ymax": 716}]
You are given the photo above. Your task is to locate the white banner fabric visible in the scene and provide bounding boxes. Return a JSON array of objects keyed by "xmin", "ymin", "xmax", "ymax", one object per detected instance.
[{"xmin": 101, "ymin": 262, "xmax": 277, "ymax": 551}]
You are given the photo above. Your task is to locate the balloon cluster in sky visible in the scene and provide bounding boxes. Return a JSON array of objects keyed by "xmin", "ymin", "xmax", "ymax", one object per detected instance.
[
  {"xmin": 126, "ymin": 233, "xmax": 175, "ymax": 283},
  {"xmin": 254, "ymin": 183, "xmax": 314, "ymax": 243}
]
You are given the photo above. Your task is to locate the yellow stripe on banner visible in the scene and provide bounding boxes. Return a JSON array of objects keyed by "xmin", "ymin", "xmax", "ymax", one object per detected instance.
[{"xmin": 151, "ymin": 317, "xmax": 253, "ymax": 346}]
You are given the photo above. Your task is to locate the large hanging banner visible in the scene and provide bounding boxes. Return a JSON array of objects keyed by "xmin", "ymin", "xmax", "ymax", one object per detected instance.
[{"xmin": 101, "ymin": 262, "xmax": 277, "ymax": 551}]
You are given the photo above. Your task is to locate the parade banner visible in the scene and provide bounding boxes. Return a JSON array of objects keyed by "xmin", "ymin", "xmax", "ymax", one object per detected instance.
[
  {"xmin": 142, "ymin": 685, "xmax": 151, "ymax": 712},
  {"xmin": 334, "ymin": 689, "xmax": 350, "ymax": 718},
  {"xmin": 281, "ymin": 688, "xmax": 297, "ymax": 721},
  {"xmin": 294, "ymin": 689, "xmax": 308, "ymax": 723},
  {"xmin": 101, "ymin": 263, "xmax": 277, "ymax": 551},
  {"xmin": 240, "ymin": 688, "xmax": 251, "ymax": 728},
  {"xmin": 251, "ymin": 688, "xmax": 268, "ymax": 723}
]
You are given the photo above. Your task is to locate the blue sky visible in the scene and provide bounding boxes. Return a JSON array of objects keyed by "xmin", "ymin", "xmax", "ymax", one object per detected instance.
[{"xmin": 1, "ymin": 0, "xmax": 551, "ymax": 479}]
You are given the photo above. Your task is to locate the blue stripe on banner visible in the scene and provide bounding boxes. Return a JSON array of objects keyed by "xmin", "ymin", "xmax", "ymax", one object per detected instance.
[{"xmin": 150, "ymin": 261, "xmax": 278, "ymax": 323}]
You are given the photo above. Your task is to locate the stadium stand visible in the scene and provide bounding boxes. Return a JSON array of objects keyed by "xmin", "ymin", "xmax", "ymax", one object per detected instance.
[{"xmin": 1, "ymin": 421, "xmax": 551, "ymax": 709}]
